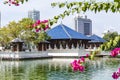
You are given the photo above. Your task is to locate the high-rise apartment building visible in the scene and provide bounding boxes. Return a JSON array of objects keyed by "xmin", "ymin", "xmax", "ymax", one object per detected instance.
[
  {"xmin": 28, "ymin": 9, "xmax": 40, "ymax": 21},
  {"xmin": 74, "ymin": 15, "xmax": 92, "ymax": 35}
]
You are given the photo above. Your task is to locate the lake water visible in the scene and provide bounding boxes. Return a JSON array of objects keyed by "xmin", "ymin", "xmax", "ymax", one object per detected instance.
[{"xmin": 0, "ymin": 58, "xmax": 120, "ymax": 80}]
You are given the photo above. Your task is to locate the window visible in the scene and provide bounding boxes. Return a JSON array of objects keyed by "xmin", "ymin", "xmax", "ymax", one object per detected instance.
[{"xmin": 84, "ymin": 23, "xmax": 90, "ymax": 35}]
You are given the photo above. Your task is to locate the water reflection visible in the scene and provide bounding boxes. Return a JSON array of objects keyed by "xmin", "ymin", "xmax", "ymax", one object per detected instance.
[{"xmin": 0, "ymin": 58, "xmax": 120, "ymax": 80}]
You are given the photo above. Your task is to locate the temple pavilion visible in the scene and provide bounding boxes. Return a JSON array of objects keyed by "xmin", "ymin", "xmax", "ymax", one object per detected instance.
[
  {"xmin": 88, "ymin": 34, "xmax": 106, "ymax": 48},
  {"xmin": 46, "ymin": 24, "xmax": 91, "ymax": 51},
  {"xmin": 11, "ymin": 38, "xmax": 24, "ymax": 52}
]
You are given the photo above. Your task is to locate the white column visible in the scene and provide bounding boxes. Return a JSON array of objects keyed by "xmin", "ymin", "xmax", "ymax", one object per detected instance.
[
  {"xmin": 54, "ymin": 44, "xmax": 57, "ymax": 49},
  {"xmin": 71, "ymin": 44, "xmax": 74, "ymax": 49},
  {"xmin": 60, "ymin": 44, "xmax": 62, "ymax": 49},
  {"xmin": 48, "ymin": 44, "xmax": 51, "ymax": 50},
  {"xmin": 77, "ymin": 43, "xmax": 79, "ymax": 49},
  {"xmin": 82, "ymin": 44, "xmax": 85, "ymax": 49},
  {"xmin": 17, "ymin": 44, "xmax": 19, "ymax": 52},
  {"xmin": 66, "ymin": 44, "xmax": 68, "ymax": 49}
]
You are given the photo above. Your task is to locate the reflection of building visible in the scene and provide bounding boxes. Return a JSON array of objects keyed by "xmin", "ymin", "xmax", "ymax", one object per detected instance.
[
  {"xmin": 74, "ymin": 15, "xmax": 92, "ymax": 35},
  {"xmin": 28, "ymin": 9, "xmax": 40, "ymax": 21}
]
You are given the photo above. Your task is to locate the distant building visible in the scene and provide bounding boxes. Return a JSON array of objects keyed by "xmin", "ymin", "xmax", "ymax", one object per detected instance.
[
  {"xmin": 74, "ymin": 15, "xmax": 92, "ymax": 36},
  {"xmin": 28, "ymin": 9, "xmax": 40, "ymax": 21}
]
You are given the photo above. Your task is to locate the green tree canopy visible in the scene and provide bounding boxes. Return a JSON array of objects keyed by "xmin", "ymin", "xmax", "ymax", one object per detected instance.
[
  {"xmin": 103, "ymin": 31, "xmax": 119, "ymax": 41},
  {"xmin": 0, "ymin": 18, "xmax": 50, "ymax": 47},
  {"xmin": 0, "ymin": 18, "xmax": 33, "ymax": 47}
]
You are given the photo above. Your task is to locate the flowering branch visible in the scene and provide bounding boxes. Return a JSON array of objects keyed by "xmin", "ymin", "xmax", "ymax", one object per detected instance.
[
  {"xmin": 31, "ymin": 20, "xmax": 50, "ymax": 33},
  {"xmin": 4, "ymin": 0, "xmax": 28, "ymax": 6},
  {"xmin": 71, "ymin": 57, "xmax": 85, "ymax": 72},
  {"xmin": 71, "ymin": 50, "xmax": 100, "ymax": 72},
  {"xmin": 110, "ymin": 48, "xmax": 120, "ymax": 79}
]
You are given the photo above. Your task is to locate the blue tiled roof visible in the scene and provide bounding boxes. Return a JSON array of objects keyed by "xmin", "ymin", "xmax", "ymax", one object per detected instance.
[
  {"xmin": 89, "ymin": 34, "xmax": 106, "ymax": 43},
  {"xmin": 47, "ymin": 24, "xmax": 90, "ymax": 40}
]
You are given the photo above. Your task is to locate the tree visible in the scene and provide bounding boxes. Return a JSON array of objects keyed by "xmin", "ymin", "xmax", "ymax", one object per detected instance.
[
  {"xmin": 0, "ymin": 27, "xmax": 11, "ymax": 47},
  {"xmin": 103, "ymin": 31, "xmax": 118, "ymax": 41},
  {"xmin": 0, "ymin": 18, "xmax": 50, "ymax": 48},
  {"xmin": 0, "ymin": 18, "xmax": 34, "ymax": 47}
]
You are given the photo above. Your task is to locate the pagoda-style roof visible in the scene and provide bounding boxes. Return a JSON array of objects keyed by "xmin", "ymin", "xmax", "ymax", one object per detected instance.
[
  {"xmin": 47, "ymin": 24, "xmax": 90, "ymax": 40},
  {"xmin": 11, "ymin": 38, "xmax": 24, "ymax": 43},
  {"xmin": 89, "ymin": 34, "xmax": 106, "ymax": 43}
]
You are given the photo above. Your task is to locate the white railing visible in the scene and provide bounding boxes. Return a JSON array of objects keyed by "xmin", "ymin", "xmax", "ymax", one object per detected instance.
[{"xmin": 48, "ymin": 48, "xmax": 87, "ymax": 57}]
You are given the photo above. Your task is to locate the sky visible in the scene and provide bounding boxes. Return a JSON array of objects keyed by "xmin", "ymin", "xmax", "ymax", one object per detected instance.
[{"xmin": 0, "ymin": 0, "xmax": 120, "ymax": 37}]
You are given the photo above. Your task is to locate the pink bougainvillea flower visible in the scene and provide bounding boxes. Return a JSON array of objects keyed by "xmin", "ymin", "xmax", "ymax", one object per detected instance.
[
  {"xmin": 112, "ymin": 67, "xmax": 120, "ymax": 79},
  {"xmin": 46, "ymin": 25, "xmax": 49, "ymax": 29},
  {"xmin": 112, "ymin": 72, "xmax": 119, "ymax": 79},
  {"xmin": 79, "ymin": 65, "xmax": 85, "ymax": 72},
  {"xmin": 80, "ymin": 57, "xmax": 85, "ymax": 62},
  {"xmin": 41, "ymin": 20, "xmax": 48, "ymax": 23},
  {"xmin": 6, "ymin": 0, "xmax": 20, "ymax": 6},
  {"xmin": 31, "ymin": 19, "xmax": 49, "ymax": 32},
  {"xmin": 110, "ymin": 48, "xmax": 120, "ymax": 57},
  {"xmin": 15, "ymin": 3, "xmax": 19, "ymax": 6},
  {"xmin": 86, "ymin": 54, "xmax": 90, "ymax": 58},
  {"xmin": 71, "ymin": 59, "xmax": 85, "ymax": 72},
  {"xmin": 11, "ymin": 1, "xmax": 15, "ymax": 4},
  {"xmin": 111, "ymin": 48, "xmax": 120, "ymax": 57},
  {"xmin": 118, "ymin": 68, "xmax": 120, "ymax": 74},
  {"xmin": 73, "ymin": 65, "xmax": 79, "ymax": 71},
  {"xmin": 36, "ymin": 29, "xmax": 39, "ymax": 32},
  {"xmin": 78, "ymin": 59, "xmax": 81, "ymax": 64},
  {"xmin": 36, "ymin": 20, "xmax": 41, "ymax": 25},
  {"xmin": 111, "ymin": 50, "xmax": 118, "ymax": 57},
  {"xmin": 43, "ymin": 25, "xmax": 49, "ymax": 31},
  {"xmin": 33, "ymin": 23, "xmax": 38, "ymax": 28}
]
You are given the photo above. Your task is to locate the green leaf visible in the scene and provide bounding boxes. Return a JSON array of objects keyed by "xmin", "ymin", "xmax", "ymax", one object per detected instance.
[
  {"xmin": 66, "ymin": 4, "xmax": 71, "ymax": 9},
  {"xmin": 72, "ymin": 8, "xmax": 76, "ymax": 14},
  {"xmin": 50, "ymin": 21, "xmax": 53, "ymax": 26},
  {"xmin": 54, "ymin": 16, "xmax": 59, "ymax": 20},
  {"xmin": 20, "ymin": 0, "xmax": 24, "ymax": 4},
  {"xmin": 82, "ymin": 6, "xmax": 87, "ymax": 12},
  {"xmin": 114, "ymin": 0, "xmax": 120, "ymax": 2},
  {"xmin": 90, "ymin": 5, "xmax": 95, "ymax": 11},
  {"xmin": 70, "ymin": 3, "xmax": 74, "ymax": 7},
  {"xmin": 51, "ymin": 3, "xmax": 57, "ymax": 7},
  {"xmin": 59, "ymin": 3, "xmax": 65, "ymax": 8},
  {"xmin": 111, "ymin": 5, "xmax": 116, "ymax": 12},
  {"xmin": 94, "ymin": 7, "xmax": 98, "ymax": 13},
  {"xmin": 114, "ymin": 2, "xmax": 119, "ymax": 8},
  {"xmin": 104, "ymin": 3, "xmax": 110, "ymax": 13},
  {"xmin": 60, "ymin": 14, "xmax": 65, "ymax": 19},
  {"xmin": 78, "ymin": 2, "xmax": 82, "ymax": 6}
]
